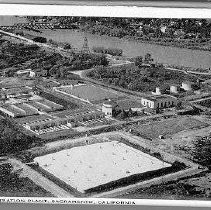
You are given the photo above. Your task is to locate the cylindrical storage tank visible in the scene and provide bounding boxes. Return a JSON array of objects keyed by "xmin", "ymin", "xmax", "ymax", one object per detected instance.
[
  {"xmin": 182, "ymin": 82, "xmax": 192, "ymax": 91},
  {"xmin": 170, "ymin": 85, "xmax": 178, "ymax": 94},
  {"xmin": 102, "ymin": 100, "xmax": 113, "ymax": 117}
]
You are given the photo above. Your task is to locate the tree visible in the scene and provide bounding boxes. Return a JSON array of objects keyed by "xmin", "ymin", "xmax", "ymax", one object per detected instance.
[
  {"xmin": 99, "ymin": 54, "xmax": 109, "ymax": 66},
  {"xmin": 62, "ymin": 42, "xmax": 72, "ymax": 50},
  {"xmin": 144, "ymin": 53, "xmax": 153, "ymax": 64},
  {"xmin": 116, "ymin": 109, "xmax": 128, "ymax": 120},
  {"xmin": 127, "ymin": 108, "xmax": 134, "ymax": 117},
  {"xmin": 191, "ymin": 136, "xmax": 211, "ymax": 168},
  {"xmin": 33, "ymin": 37, "xmax": 47, "ymax": 43},
  {"xmin": 134, "ymin": 56, "xmax": 143, "ymax": 67}
]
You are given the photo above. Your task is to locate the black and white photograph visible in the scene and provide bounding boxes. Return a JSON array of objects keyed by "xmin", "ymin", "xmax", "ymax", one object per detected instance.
[{"xmin": 0, "ymin": 2, "xmax": 211, "ymax": 207}]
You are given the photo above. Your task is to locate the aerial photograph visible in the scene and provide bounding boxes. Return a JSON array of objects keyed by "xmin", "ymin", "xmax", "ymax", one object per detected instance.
[{"xmin": 0, "ymin": 15, "xmax": 211, "ymax": 200}]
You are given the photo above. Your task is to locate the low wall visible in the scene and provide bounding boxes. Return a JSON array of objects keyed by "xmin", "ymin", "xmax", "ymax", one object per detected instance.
[
  {"xmin": 96, "ymin": 163, "xmax": 204, "ymax": 198},
  {"xmin": 85, "ymin": 163, "xmax": 183, "ymax": 195}
]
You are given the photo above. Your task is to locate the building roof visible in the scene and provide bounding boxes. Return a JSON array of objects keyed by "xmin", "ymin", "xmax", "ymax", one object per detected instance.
[
  {"xmin": 103, "ymin": 99, "xmax": 117, "ymax": 106},
  {"xmin": 16, "ymin": 69, "xmax": 33, "ymax": 74},
  {"xmin": 1, "ymin": 87, "xmax": 32, "ymax": 95},
  {"xmin": 0, "ymin": 104, "xmax": 25, "ymax": 116},
  {"xmin": 142, "ymin": 94, "xmax": 177, "ymax": 102}
]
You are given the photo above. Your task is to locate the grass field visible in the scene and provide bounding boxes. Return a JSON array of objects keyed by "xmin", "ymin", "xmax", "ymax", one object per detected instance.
[
  {"xmin": 130, "ymin": 117, "xmax": 208, "ymax": 140},
  {"xmin": 56, "ymin": 84, "xmax": 122, "ymax": 104}
]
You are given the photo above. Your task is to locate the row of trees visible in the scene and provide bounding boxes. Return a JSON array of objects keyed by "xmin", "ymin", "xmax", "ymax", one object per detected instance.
[
  {"xmin": 113, "ymin": 107, "xmax": 138, "ymax": 120},
  {"xmin": 77, "ymin": 17, "xmax": 211, "ymax": 39},
  {"xmin": 92, "ymin": 46, "xmax": 123, "ymax": 56}
]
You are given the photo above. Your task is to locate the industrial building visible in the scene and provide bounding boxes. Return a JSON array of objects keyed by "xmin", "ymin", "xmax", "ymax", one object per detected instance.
[
  {"xmin": 0, "ymin": 86, "xmax": 33, "ymax": 99},
  {"xmin": 0, "ymin": 104, "xmax": 30, "ymax": 118},
  {"xmin": 22, "ymin": 108, "xmax": 106, "ymax": 135},
  {"xmin": 141, "ymin": 95, "xmax": 177, "ymax": 110},
  {"xmin": 0, "ymin": 98, "xmax": 63, "ymax": 118},
  {"xmin": 23, "ymin": 117, "xmax": 72, "ymax": 132}
]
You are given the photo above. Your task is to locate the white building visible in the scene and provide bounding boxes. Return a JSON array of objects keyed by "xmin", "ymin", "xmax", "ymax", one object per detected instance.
[
  {"xmin": 181, "ymin": 81, "xmax": 192, "ymax": 91},
  {"xmin": 141, "ymin": 95, "xmax": 177, "ymax": 110},
  {"xmin": 152, "ymin": 87, "xmax": 162, "ymax": 95},
  {"xmin": 102, "ymin": 99, "xmax": 117, "ymax": 118},
  {"xmin": 16, "ymin": 69, "xmax": 36, "ymax": 78},
  {"xmin": 170, "ymin": 85, "xmax": 179, "ymax": 94}
]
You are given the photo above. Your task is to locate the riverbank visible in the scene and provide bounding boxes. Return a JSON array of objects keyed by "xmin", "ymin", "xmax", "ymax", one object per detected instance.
[{"xmin": 79, "ymin": 28, "xmax": 211, "ymax": 52}]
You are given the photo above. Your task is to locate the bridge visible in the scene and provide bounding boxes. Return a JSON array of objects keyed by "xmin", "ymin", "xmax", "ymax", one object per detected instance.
[
  {"xmin": 0, "ymin": 22, "xmax": 79, "ymax": 31},
  {"xmin": 0, "ymin": 22, "xmax": 54, "ymax": 31}
]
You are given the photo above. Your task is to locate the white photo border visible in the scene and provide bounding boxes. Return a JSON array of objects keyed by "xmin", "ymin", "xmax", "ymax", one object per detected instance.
[
  {"xmin": 0, "ymin": 4, "xmax": 210, "ymax": 18},
  {"xmin": 0, "ymin": 2, "xmax": 211, "ymax": 207}
]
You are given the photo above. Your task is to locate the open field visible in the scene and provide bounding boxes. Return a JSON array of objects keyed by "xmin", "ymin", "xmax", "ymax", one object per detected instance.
[
  {"xmin": 55, "ymin": 84, "xmax": 123, "ymax": 104},
  {"xmin": 129, "ymin": 116, "xmax": 208, "ymax": 140},
  {"xmin": 0, "ymin": 163, "xmax": 53, "ymax": 197},
  {"xmin": 34, "ymin": 140, "xmax": 171, "ymax": 193},
  {"xmin": 158, "ymin": 121, "xmax": 211, "ymax": 168}
]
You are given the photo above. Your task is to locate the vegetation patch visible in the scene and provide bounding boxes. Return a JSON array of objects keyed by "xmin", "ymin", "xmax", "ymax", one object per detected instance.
[
  {"xmin": 87, "ymin": 64, "xmax": 197, "ymax": 92},
  {"xmin": 197, "ymin": 99, "xmax": 211, "ymax": 109},
  {"xmin": 0, "ymin": 37, "xmax": 109, "ymax": 78},
  {"xmin": 0, "ymin": 118, "xmax": 41, "ymax": 155},
  {"xmin": 128, "ymin": 117, "xmax": 208, "ymax": 140},
  {"xmin": 0, "ymin": 163, "xmax": 53, "ymax": 197},
  {"xmin": 120, "ymin": 172, "xmax": 211, "ymax": 200}
]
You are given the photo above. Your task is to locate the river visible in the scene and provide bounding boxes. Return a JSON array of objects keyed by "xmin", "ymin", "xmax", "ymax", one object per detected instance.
[
  {"xmin": 0, "ymin": 16, "xmax": 210, "ymax": 69},
  {"xmin": 25, "ymin": 29, "xmax": 211, "ymax": 69},
  {"xmin": 0, "ymin": 16, "xmax": 28, "ymax": 26}
]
